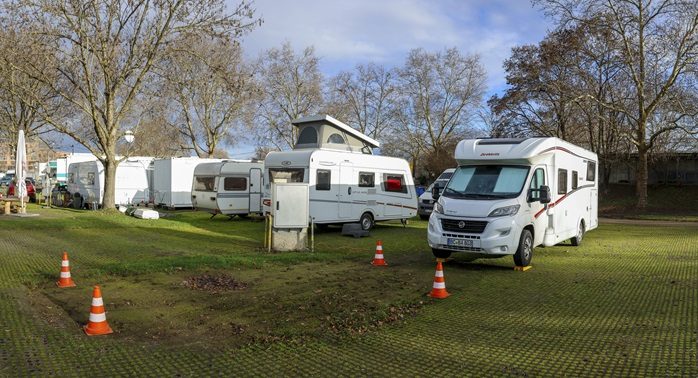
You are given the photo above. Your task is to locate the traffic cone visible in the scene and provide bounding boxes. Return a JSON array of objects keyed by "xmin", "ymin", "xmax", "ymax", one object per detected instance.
[
  {"xmin": 56, "ymin": 252, "xmax": 76, "ymax": 288},
  {"xmin": 84, "ymin": 286, "xmax": 113, "ymax": 336},
  {"xmin": 371, "ymin": 240, "xmax": 388, "ymax": 266},
  {"xmin": 428, "ymin": 261, "xmax": 450, "ymax": 299}
]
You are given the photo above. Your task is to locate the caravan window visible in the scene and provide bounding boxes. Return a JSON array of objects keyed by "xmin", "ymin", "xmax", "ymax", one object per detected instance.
[
  {"xmin": 316, "ymin": 170, "xmax": 331, "ymax": 191},
  {"xmin": 359, "ymin": 172, "xmax": 375, "ymax": 187},
  {"xmin": 87, "ymin": 172, "xmax": 95, "ymax": 185},
  {"xmin": 586, "ymin": 161, "xmax": 596, "ymax": 182},
  {"xmin": 224, "ymin": 177, "xmax": 246, "ymax": 191},
  {"xmin": 327, "ymin": 133, "xmax": 345, "ymax": 144},
  {"xmin": 572, "ymin": 171, "xmax": 578, "ymax": 190},
  {"xmin": 269, "ymin": 168, "xmax": 305, "ymax": 183},
  {"xmin": 194, "ymin": 176, "xmax": 216, "ymax": 192},
  {"xmin": 383, "ymin": 174, "xmax": 407, "ymax": 193},
  {"xmin": 68, "ymin": 172, "xmax": 74, "ymax": 184},
  {"xmin": 558, "ymin": 169, "xmax": 568, "ymax": 194}
]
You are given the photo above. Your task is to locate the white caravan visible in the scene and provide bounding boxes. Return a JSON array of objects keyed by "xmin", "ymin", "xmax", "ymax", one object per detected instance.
[
  {"xmin": 67, "ymin": 157, "xmax": 154, "ymax": 208},
  {"xmin": 263, "ymin": 115, "xmax": 417, "ymax": 230},
  {"xmin": 191, "ymin": 160, "xmax": 265, "ymax": 217},
  {"xmin": 427, "ymin": 137, "xmax": 598, "ymax": 266},
  {"xmin": 152, "ymin": 157, "xmax": 224, "ymax": 209},
  {"xmin": 48, "ymin": 153, "xmax": 97, "ymax": 184}
]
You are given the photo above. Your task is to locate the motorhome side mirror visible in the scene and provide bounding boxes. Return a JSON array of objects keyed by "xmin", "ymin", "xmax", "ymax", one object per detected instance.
[
  {"xmin": 432, "ymin": 186, "xmax": 441, "ymax": 200},
  {"xmin": 539, "ymin": 185, "xmax": 551, "ymax": 204}
]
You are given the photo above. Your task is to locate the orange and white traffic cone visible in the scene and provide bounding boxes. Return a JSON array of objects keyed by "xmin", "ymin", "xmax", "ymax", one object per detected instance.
[
  {"xmin": 428, "ymin": 261, "xmax": 450, "ymax": 299},
  {"xmin": 84, "ymin": 286, "xmax": 113, "ymax": 336},
  {"xmin": 56, "ymin": 252, "xmax": 76, "ymax": 288},
  {"xmin": 371, "ymin": 240, "xmax": 388, "ymax": 266}
]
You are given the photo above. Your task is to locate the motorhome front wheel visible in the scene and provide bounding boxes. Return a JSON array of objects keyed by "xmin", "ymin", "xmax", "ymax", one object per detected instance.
[{"xmin": 514, "ymin": 229, "xmax": 533, "ymax": 266}]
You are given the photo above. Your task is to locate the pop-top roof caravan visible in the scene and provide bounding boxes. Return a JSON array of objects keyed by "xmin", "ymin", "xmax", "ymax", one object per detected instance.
[
  {"xmin": 191, "ymin": 160, "xmax": 265, "ymax": 217},
  {"xmin": 263, "ymin": 115, "xmax": 417, "ymax": 230},
  {"xmin": 427, "ymin": 137, "xmax": 598, "ymax": 267},
  {"xmin": 67, "ymin": 157, "xmax": 154, "ymax": 208},
  {"xmin": 152, "ymin": 157, "xmax": 224, "ymax": 209}
]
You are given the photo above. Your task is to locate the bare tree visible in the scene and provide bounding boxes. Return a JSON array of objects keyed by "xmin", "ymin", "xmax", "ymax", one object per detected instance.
[
  {"xmin": 537, "ymin": 0, "xmax": 698, "ymax": 209},
  {"xmin": 253, "ymin": 42, "xmax": 323, "ymax": 150},
  {"xmin": 0, "ymin": 26, "xmax": 62, "ymax": 155},
  {"xmin": 325, "ymin": 63, "xmax": 398, "ymax": 141},
  {"xmin": 158, "ymin": 36, "xmax": 254, "ymax": 157},
  {"xmin": 4, "ymin": 0, "xmax": 258, "ymax": 208},
  {"xmin": 393, "ymin": 47, "xmax": 486, "ymax": 178}
]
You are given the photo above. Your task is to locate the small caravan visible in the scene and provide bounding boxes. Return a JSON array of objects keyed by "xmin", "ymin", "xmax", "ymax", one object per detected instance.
[
  {"xmin": 263, "ymin": 115, "xmax": 417, "ymax": 230},
  {"xmin": 67, "ymin": 157, "xmax": 154, "ymax": 208},
  {"xmin": 152, "ymin": 157, "xmax": 224, "ymax": 209},
  {"xmin": 191, "ymin": 160, "xmax": 265, "ymax": 217},
  {"xmin": 427, "ymin": 137, "xmax": 598, "ymax": 266}
]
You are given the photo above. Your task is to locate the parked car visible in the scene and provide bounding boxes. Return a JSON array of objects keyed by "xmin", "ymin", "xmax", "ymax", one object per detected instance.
[
  {"xmin": 7, "ymin": 179, "xmax": 37, "ymax": 202},
  {"xmin": 418, "ymin": 168, "xmax": 455, "ymax": 220},
  {"xmin": 0, "ymin": 174, "xmax": 14, "ymax": 187}
]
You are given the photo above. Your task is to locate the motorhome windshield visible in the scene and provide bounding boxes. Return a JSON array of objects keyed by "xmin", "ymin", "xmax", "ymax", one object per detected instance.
[
  {"xmin": 443, "ymin": 165, "xmax": 529, "ymax": 199},
  {"xmin": 269, "ymin": 168, "xmax": 305, "ymax": 183}
]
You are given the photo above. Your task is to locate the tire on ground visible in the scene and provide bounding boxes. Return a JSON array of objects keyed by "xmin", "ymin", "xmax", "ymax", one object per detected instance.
[
  {"xmin": 513, "ymin": 228, "xmax": 533, "ymax": 266},
  {"xmin": 359, "ymin": 212, "xmax": 374, "ymax": 231},
  {"xmin": 571, "ymin": 220, "xmax": 585, "ymax": 246}
]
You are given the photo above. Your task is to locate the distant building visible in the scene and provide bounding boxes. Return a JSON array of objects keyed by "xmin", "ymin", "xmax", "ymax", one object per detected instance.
[
  {"xmin": 604, "ymin": 153, "xmax": 698, "ymax": 185},
  {"xmin": 0, "ymin": 138, "xmax": 62, "ymax": 177}
]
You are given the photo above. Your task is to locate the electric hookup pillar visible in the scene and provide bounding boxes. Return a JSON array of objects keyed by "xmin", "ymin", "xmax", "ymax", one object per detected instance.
[{"xmin": 270, "ymin": 183, "xmax": 309, "ymax": 251}]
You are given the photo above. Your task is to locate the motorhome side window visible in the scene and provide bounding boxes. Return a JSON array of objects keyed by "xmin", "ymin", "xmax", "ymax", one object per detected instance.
[
  {"xmin": 530, "ymin": 168, "xmax": 545, "ymax": 190},
  {"xmin": 316, "ymin": 170, "xmax": 331, "ymax": 191},
  {"xmin": 558, "ymin": 169, "xmax": 568, "ymax": 194},
  {"xmin": 269, "ymin": 168, "xmax": 305, "ymax": 183},
  {"xmin": 587, "ymin": 161, "xmax": 596, "ymax": 181},
  {"xmin": 572, "ymin": 171, "xmax": 578, "ymax": 190},
  {"xmin": 383, "ymin": 174, "xmax": 407, "ymax": 193},
  {"xmin": 224, "ymin": 177, "xmax": 246, "ymax": 191},
  {"xmin": 194, "ymin": 176, "xmax": 216, "ymax": 192},
  {"xmin": 358, "ymin": 172, "xmax": 375, "ymax": 187}
]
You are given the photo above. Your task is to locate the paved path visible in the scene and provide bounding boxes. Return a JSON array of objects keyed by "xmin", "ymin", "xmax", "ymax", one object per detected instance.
[{"xmin": 600, "ymin": 217, "xmax": 698, "ymax": 227}]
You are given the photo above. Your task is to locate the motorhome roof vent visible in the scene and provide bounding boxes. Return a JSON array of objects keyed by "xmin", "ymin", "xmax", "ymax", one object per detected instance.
[{"xmin": 477, "ymin": 138, "xmax": 528, "ymax": 145}]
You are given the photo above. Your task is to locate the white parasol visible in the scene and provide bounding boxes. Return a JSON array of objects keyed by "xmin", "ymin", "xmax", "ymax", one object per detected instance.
[{"xmin": 15, "ymin": 129, "xmax": 27, "ymax": 212}]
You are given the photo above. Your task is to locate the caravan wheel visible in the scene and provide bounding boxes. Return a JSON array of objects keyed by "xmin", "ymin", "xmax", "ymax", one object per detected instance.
[{"xmin": 359, "ymin": 212, "xmax": 374, "ymax": 231}]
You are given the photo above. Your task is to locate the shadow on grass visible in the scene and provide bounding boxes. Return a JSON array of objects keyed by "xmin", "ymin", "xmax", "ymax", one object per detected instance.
[{"xmin": 445, "ymin": 259, "xmax": 513, "ymax": 271}]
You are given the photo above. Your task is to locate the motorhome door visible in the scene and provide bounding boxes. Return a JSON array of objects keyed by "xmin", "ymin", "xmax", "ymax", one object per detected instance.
[
  {"xmin": 338, "ymin": 162, "xmax": 353, "ymax": 218},
  {"xmin": 249, "ymin": 168, "xmax": 262, "ymax": 213}
]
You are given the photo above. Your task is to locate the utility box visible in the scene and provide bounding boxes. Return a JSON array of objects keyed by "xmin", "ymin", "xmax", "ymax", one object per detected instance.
[{"xmin": 271, "ymin": 183, "xmax": 309, "ymax": 251}]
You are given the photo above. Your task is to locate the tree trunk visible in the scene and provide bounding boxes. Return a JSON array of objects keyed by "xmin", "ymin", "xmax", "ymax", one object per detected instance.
[
  {"xmin": 635, "ymin": 149, "xmax": 648, "ymax": 210},
  {"xmin": 102, "ymin": 157, "xmax": 117, "ymax": 209}
]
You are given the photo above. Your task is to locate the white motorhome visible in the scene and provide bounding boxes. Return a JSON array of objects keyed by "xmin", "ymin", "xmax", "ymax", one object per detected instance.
[
  {"xmin": 263, "ymin": 115, "xmax": 417, "ymax": 230},
  {"xmin": 427, "ymin": 137, "xmax": 598, "ymax": 266},
  {"xmin": 67, "ymin": 157, "xmax": 154, "ymax": 208},
  {"xmin": 191, "ymin": 160, "xmax": 265, "ymax": 217},
  {"xmin": 152, "ymin": 157, "xmax": 224, "ymax": 209}
]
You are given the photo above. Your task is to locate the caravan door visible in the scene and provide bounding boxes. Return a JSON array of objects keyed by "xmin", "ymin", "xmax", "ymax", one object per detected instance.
[
  {"xmin": 249, "ymin": 168, "xmax": 262, "ymax": 213},
  {"xmin": 338, "ymin": 162, "xmax": 353, "ymax": 218}
]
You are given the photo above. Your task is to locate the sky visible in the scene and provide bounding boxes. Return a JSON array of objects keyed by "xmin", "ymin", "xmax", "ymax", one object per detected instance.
[
  {"xmin": 58, "ymin": 1, "xmax": 555, "ymax": 156},
  {"xmin": 240, "ymin": 0, "xmax": 553, "ymax": 96}
]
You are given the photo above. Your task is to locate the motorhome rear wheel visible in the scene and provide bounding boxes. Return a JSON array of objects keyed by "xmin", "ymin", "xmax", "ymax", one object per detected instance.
[{"xmin": 571, "ymin": 221, "xmax": 585, "ymax": 246}]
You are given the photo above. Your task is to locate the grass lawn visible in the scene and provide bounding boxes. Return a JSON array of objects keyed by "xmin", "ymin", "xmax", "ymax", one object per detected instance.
[{"xmin": 0, "ymin": 205, "xmax": 696, "ymax": 376}]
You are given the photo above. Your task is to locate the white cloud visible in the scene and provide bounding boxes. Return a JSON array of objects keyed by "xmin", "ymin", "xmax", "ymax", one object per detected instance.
[{"xmin": 238, "ymin": 0, "xmax": 552, "ymax": 95}]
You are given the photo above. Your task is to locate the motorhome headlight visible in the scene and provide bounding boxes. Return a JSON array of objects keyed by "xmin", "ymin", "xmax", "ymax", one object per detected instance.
[
  {"xmin": 434, "ymin": 201, "xmax": 444, "ymax": 214},
  {"xmin": 488, "ymin": 205, "xmax": 520, "ymax": 217}
]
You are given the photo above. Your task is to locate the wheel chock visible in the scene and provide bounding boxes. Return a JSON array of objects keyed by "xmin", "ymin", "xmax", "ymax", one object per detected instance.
[{"xmin": 514, "ymin": 265, "xmax": 532, "ymax": 272}]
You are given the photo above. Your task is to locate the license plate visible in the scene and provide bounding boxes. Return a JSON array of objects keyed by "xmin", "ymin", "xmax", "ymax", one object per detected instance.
[{"xmin": 447, "ymin": 238, "xmax": 473, "ymax": 247}]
